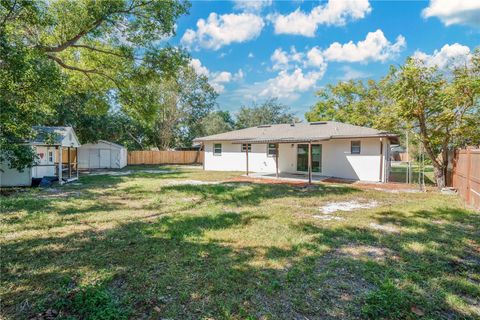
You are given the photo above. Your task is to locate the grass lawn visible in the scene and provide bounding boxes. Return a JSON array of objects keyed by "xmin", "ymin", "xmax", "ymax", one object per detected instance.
[{"xmin": 1, "ymin": 166, "xmax": 479, "ymax": 319}]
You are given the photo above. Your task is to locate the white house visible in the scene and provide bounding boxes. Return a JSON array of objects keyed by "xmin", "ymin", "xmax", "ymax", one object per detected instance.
[
  {"xmin": 78, "ymin": 140, "xmax": 127, "ymax": 169},
  {"xmin": 0, "ymin": 126, "xmax": 81, "ymax": 187},
  {"xmin": 194, "ymin": 121, "xmax": 399, "ymax": 183}
]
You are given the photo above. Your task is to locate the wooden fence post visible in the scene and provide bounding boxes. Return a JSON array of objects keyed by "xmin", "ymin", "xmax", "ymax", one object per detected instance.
[{"xmin": 466, "ymin": 148, "xmax": 472, "ymax": 205}]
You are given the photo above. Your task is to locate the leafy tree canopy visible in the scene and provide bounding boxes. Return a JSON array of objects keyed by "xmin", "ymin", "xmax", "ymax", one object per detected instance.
[
  {"xmin": 0, "ymin": 0, "xmax": 190, "ymax": 169},
  {"xmin": 235, "ymin": 98, "xmax": 296, "ymax": 129},
  {"xmin": 305, "ymin": 49, "xmax": 480, "ymax": 188}
]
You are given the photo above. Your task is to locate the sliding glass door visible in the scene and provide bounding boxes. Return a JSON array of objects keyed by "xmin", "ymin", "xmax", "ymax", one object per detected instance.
[{"xmin": 297, "ymin": 144, "xmax": 322, "ymax": 173}]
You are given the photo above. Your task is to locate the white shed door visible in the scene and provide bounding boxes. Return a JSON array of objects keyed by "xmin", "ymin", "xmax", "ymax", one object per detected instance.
[
  {"xmin": 89, "ymin": 150, "xmax": 100, "ymax": 168},
  {"xmin": 100, "ymin": 149, "xmax": 111, "ymax": 168}
]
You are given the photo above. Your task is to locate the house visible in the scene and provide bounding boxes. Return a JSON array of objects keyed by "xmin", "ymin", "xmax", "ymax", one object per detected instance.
[
  {"xmin": 78, "ymin": 140, "xmax": 127, "ymax": 169},
  {"xmin": 0, "ymin": 126, "xmax": 81, "ymax": 187},
  {"xmin": 193, "ymin": 121, "xmax": 399, "ymax": 183}
]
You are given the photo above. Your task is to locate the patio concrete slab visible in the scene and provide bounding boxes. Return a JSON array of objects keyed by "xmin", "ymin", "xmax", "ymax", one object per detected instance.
[{"xmin": 247, "ymin": 172, "xmax": 329, "ymax": 183}]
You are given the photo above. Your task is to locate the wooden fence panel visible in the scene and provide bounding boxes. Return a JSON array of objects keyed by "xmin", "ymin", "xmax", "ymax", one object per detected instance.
[
  {"xmin": 127, "ymin": 151, "xmax": 204, "ymax": 165},
  {"xmin": 452, "ymin": 148, "xmax": 480, "ymax": 210}
]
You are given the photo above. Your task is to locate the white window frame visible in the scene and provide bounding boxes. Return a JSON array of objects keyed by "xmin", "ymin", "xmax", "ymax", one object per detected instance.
[
  {"xmin": 267, "ymin": 143, "xmax": 277, "ymax": 157},
  {"xmin": 241, "ymin": 143, "xmax": 251, "ymax": 152},
  {"xmin": 48, "ymin": 150, "xmax": 54, "ymax": 163},
  {"xmin": 213, "ymin": 143, "xmax": 222, "ymax": 156},
  {"xmin": 351, "ymin": 141, "xmax": 361, "ymax": 154}
]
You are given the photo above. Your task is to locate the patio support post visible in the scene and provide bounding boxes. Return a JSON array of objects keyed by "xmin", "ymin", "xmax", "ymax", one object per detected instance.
[
  {"xmin": 58, "ymin": 145, "xmax": 63, "ymax": 185},
  {"xmin": 308, "ymin": 142, "xmax": 312, "ymax": 184},
  {"xmin": 68, "ymin": 147, "xmax": 71, "ymax": 179},
  {"xmin": 76, "ymin": 147, "xmax": 79, "ymax": 180},
  {"xmin": 379, "ymin": 139, "xmax": 383, "ymax": 182},
  {"xmin": 275, "ymin": 143, "xmax": 279, "ymax": 178},
  {"xmin": 246, "ymin": 144, "xmax": 249, "ymax": 176}
]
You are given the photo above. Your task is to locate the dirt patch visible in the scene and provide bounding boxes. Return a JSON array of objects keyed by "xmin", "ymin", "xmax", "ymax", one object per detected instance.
[
  {"xmin": 88, "ymin": 169, "xmax": 174, "ymax": 176},
  {"xmin": 39, "ymin": 189, "xmax": 82, "ymax": 198},
  {"xmin": 322, "ymin": 178, "xmax": 424, "ymax": 193},
  {"xmin": 320, "ymin": 200, "xmax": 378, "ymax": 214},
  {"xmin": 369, "ymin": 222, "xmax": 400, "ymax": 233},
  {"xmin": 224, "ymin": 176, "xmax": 309, "ymax": 186},
  {"xmin": 166, "ymin": 180, "xmax": 220, "ymax": 186},
  {"xmin": 339, "ymin": 245, "xmax": 392, "ymax": 262},
  {"xmin": 313, "ymin": 215, "xmax": 345, "ymax": 221}
]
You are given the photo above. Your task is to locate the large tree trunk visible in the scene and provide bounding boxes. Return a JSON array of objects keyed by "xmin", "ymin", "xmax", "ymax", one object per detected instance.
[{"xmin": 433, "ymin": 165, "xmax": 446, "ymax": 189}]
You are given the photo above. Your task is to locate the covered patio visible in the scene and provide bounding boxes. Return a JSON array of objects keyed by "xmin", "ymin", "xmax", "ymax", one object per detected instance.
[{"xmin": 234, "ymin": 139, "xmax": 325, "ymax": 184}]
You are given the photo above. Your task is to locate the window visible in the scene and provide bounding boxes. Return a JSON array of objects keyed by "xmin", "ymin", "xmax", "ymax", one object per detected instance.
[
  {"xmin": 351, "ymin": 141, "xmax": 361, "ymax": 154},
  {"xmin": 214, "ymin": 143, "xmax": 222, "ymax": 155},
  {"xmin": 267, "ymin": 143, "xmax": 277, "ymax": 157},
  {"xmin": 48, "ymin": 150, "xmax": 54, "ymax": 163},
  {"xmin": 241, "ymin": 144, "xmax": 251, "ymax": 152}
]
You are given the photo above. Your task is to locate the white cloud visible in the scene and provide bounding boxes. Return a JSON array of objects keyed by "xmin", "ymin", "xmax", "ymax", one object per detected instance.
[
  {"xmin": 259, "ymin": 68, "xmax": 325, "ymax": 100},
  {"xmin": 270, "ymin": 0, "xmax": 371, "ymax": 37},
  {"xmin": 271, "ymin": 47, "xmax": 304, "ymax": 70},
  {"xmin": 190, "ymin": 58, "xmax": 209, "ymax": 76},
  {"xmin": 306, "ymin": 47, "xmax": 326, "ymax": 68},
  {"xmin": 248, "ymin": 52, "xmax": 254, "ymax": 58},
  {"xmin": 233, "ymin": 0, "xmax": 272, "ymax": 12},
  {"xmin": 322, "ymin": 29, "xmax": 406, "ymax": 62},
  {"xmin": 412, "ymin": 43, "xmax": 471, "ymax": 69},
  {"xmin": 422, "ymin": 0, "xmax": 480, "ymax": 27},
  {"xmin": 189, "ymin": 58, "xmax": 244, "ymax": 93},
  {"xmin": 181, "ymin": 12, "xmax": 264, "ymax": 50}
]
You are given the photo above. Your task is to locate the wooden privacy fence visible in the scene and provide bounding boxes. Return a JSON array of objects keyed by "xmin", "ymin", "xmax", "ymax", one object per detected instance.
[
  {"xmin": 127, "ymin": 150, "xmax": 204, "ymax": 165},
  {"xmin": 452, "ymin": 148, "xmax": 480, "ymax": 210}
]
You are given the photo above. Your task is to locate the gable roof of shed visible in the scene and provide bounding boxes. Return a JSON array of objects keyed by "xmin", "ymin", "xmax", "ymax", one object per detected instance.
[
  {"xmin": 31, "ymin": 126, "xmax": 81, "ymax": 147},
  {"xmin": 194, "ymin": 121, "xmax": 398, "ymax": 144}
]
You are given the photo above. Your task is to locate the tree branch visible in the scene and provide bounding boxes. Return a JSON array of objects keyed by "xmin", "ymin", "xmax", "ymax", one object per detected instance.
[
  {"xmin": 1, "ymin": 0, "xmax": 17, "ymax": 28},
  {"xmin": 46, "ymin": 54, "xmax": 124, "ymax": 91},
  {"xmin": 46, "ymin": 54, "xmax": 96, "ymax": 73},
  {"xmin": 36, "ymin": 18, "xmax": 104, "ymax": 53},
  {"xmin": 70, "ymin": 44, "xmax": 129, "ymax": 58}
]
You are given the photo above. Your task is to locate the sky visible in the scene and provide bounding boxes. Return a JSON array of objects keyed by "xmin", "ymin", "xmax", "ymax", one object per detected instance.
[{"xmin": 170, "ymin": 0, "xmax": 480, "ymax": 119}]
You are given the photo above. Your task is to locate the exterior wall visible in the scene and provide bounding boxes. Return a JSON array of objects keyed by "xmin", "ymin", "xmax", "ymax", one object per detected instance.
[
  {"xmin": 32, "ymin": 146, "xmax": 56, "ymax": 178},
  {"xmin": 0, "ymin": 160, "xmax": 32, "ymax": 187},
  {"xmin": 204, "ymin": 138, "xmax": 389, "ymax": 182},
  {"xmin": 61, "ymin": 127, "xmax": 81, "ymax": 148},
  {"xmin": 204, "ymin": 141, "xmax": 277, "ymax": 173},
  {"xmin": 0, "ymin": 145, "xmax": 57, "ymax": 186},
  {"xmin": 78, "ymin": 141, "xmax": 127, "ymax": 169}
]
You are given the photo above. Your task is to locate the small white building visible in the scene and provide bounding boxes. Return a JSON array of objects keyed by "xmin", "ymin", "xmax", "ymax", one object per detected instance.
[
  {"xmin": 194, "ymin": 121, "xmax": 399, "ymax": 183},
  {"xmin": 78, "ymin": 140, "xmax": 127, "ymax": 169},
  {"xmin": 0, "ymin": 126, "xmax": 81, "ymax": 187}
]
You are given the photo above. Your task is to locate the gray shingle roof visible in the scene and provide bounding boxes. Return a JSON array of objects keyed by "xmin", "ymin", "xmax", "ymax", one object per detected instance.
[
  {"xmin": 31, "ymin": 126, "xmax": 80, "ymax": 147},
  {"xmin": 194, "ymin": 121, "xmax": 398, "ymax": 143}
]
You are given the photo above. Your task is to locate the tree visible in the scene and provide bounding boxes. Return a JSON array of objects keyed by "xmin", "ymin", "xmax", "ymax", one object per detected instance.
[
  {"xmin": 305, "ymin": 79, "xmax": 396, "ymax": 131},
  {"xmin": 120, "ymin": 54, "xmax": 217, "ymax": 150},
  {"xmin": 199, "ymin": 111, "xmax": 235, "ymax": 136},
  {"xmin": 388, "ymin": 53, "xmax": 479, "ymax": 188},
  {"xmin": 235, "ymin": 98, "xmax": 296, "ymax": 129},
  {"xmin": 0, "ymin": 0, "xmax": 190, "ymax": 168}
]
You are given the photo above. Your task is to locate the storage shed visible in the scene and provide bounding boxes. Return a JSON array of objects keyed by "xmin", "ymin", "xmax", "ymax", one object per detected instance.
[
  {"xmin": 0, "ymin": 126, "xmax": 81, "ymax": 187},
  {"xmin": 78, "ymin": 140, "xmax": 127, "ymax": 169}
]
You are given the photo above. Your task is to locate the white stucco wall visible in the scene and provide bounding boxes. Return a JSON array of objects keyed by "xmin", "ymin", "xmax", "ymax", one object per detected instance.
[
  {"xmin": 204, "ymin": 141, "xmax": 277, "ymax": 173},
  {"xmin": 203, "ymin": 138, "xmax": 390, "ymax": 182}
]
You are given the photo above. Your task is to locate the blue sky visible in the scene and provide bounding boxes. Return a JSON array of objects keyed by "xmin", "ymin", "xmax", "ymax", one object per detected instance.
[{"xmin": 170, "ymin": 0, "xmax": 479, "ymax": 119}]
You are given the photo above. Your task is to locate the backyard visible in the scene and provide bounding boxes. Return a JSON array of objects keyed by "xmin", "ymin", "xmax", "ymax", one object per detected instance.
[{"xmin": 1, "ymin": 166, "xmax": 479, "ymax": 319}]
